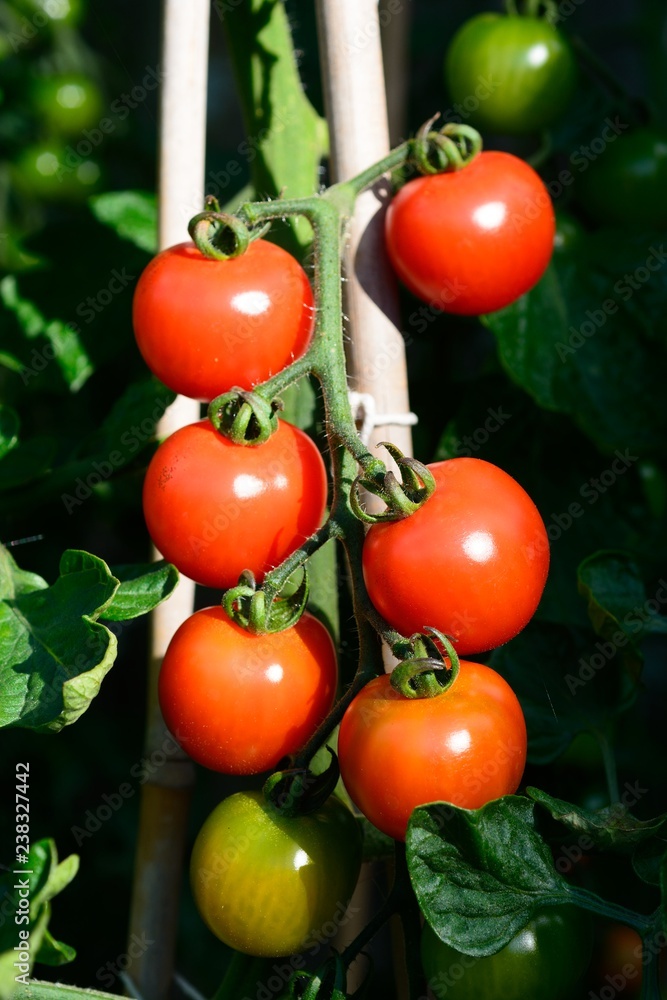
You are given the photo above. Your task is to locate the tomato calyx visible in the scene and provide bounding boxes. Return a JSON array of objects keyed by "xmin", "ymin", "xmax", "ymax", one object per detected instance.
[
  {"xmin": 390, "ymin": 628, "xmax": 461, "ymax": 699},
  {"xmin": 351, "ymin": 442, "xmax": 436, "ymax": 524},
  {"xmin": 222, "ymin": 567, "xmax": 310, "ymax": 634},
  {"xmin": 187, "ymin": 197, "xmax": 272, "ymax": 260},
  {"xmin": 411, "ymin": 118, "xmax": 482, "ymax": 177},
  {"xmin": 208, "ymin": 387, "xmax": 281, "ymax": 445},
  {"xmin": 263, "ymin": 747, "xmax": 339, "ymax": 819}
]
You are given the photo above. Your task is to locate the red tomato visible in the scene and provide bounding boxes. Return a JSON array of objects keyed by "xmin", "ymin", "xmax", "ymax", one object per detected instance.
[
  {"xmin": 142, "ymin": 419, "xmax": 327, "ymax": 589},
  {"xmin": 362, "ymin": 458, "xmax": 549, "ymax": 654},
  {"xmin": 338, "ymin": 661, "xmax": 527, "ymax": 841},
  {"xmin": 158, "ymin": 607, "xmax": 337, "ymax": 774},
  {"xmin": 385, "ymin": 151, "xmax": 555, "ymax": 315},
  {"xmin": 132, "ymin": 240, "xmax": 315, "ymax": 401}
]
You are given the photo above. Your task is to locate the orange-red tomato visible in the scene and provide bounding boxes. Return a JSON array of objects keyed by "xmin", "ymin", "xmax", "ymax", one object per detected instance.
[
  {"xmin": 338, "ymin": 661, "xmax": 527, "ymax": 841},
  {"xmin": 159, "ymin": 607, "xmax": 337, "ymax": 774},
  {"xmin": 362, "ymin": 457, "xmax": 549, "ymax": 654},
  {"xmin": 385, "ymin": 151, "xmax": 555, "ymax": 315},
  {"xmin": 142, "ymin": 419, "xmax": 327, "ymax": 589},
  {"xmin": 132, "ymin": 240, "xmax": 315, "ymax": 401}
]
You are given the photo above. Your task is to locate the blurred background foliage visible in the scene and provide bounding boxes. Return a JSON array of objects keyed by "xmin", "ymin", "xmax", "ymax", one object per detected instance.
[{"xmin": 1, "ymin": 0, "xmax": 666, "ymax": 996}]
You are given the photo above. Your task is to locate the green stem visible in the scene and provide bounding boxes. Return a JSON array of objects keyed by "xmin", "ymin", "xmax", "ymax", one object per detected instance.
[
  {"xmin": 261, "ymin": 520, "xmax": 341, "ymax": 602},
  {"xmin": 210, "ymin": 952, "xmax": 269, "ymax": 1000},
  {"xmin": 567, "ymin": 887, "xmax": 653, "ymax": 935},
  {"xmin": 594, "ymin": 729, "xmax": 621, "ymax": 805},
  {"xmin": 13, "ymin": 983, "xmax": 119, "ymax": 1000},
  {"xmin": 640, "ymin": 927, "xmax": 663, "ymax": 1000},
  {"xmin": 329, "ymin": 141, "xmax": 410, "ymax": 200}
]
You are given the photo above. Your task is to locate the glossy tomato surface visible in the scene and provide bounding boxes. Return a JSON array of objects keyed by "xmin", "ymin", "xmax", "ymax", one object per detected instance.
[
  {"xmin": 132, "ymin": 240, "xmax": 315, "ymax": 401},
  {"xmin": 421, "ymin": 906, "xmax": 592, "ymax": 1000},
  {"xmin": 337, "ymin": 662, "xmax": 527, "ymax": 841},
  {"xmin": 576, "ymin": 126, "xmax": 667, "ymax": 229},
  {"xmin": 190, "ymin": 791, "xmax": 362, "ymax": 957},
  {"xmin": 385, "ymin": 151, "xmax": 555, "ymax": 315},
  {"xmin": 32, "ymin": 74, "xmax": 104, "ymax": 134},
  {"xmin": 142, "ymin": 419, "xmax": 327, "ymax": 589},
  {"xmin": 362, "ymin": 457, "xmax": 549, "ymax": 654},
  {"xmin": 159, "ymin": 607, "xmax": 337, "ymax": 774},
  {"xmin": 445, "ymin": 14, "xmax": 577, "ymax": 135}
]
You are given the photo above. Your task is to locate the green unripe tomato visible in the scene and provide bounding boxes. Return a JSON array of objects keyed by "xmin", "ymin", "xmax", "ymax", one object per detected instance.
[
  {"xmin": 553, "ymin": 209, "xmax": 586, "ymax": 254},
  {"xmin": 14, "ymin": 0, "xmax": 84, "ymax": 27},
  {"xmin": 576, "ymin": 126, "xmax": 667, "ymax": 229},
  {"xmin": 13, "ymin": 141, "xmax": 101, "ymax": 200},
  {"xmin": 444, "ymin": 14, "xmax": 578, "ymax": 135},
  {"xmin": 32, "ymin": 74, "xmax": 103, "ymax": 135},
  {"xmin": 190, "ymin": 791, "xmax": 362, "ymax": 957},
  {"xmin": 421, "ymin": 906, "xmax": 593, "ymax": 1000}
]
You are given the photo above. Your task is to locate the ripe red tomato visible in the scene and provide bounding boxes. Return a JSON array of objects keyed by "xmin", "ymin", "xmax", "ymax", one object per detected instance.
[
  {"xmin": 362, "ymin": 457, "xmax": 549, "ymax": 654},
  {"xmin": 132, "ymin": 240, "xmax": 315, "ymax": 401},
  {"xmin": 338, "ymin": 661, "xmax": 527, "ymax": 841},
  {"xmin": 158, "ymin": 607, "xmax": 337, "ymax": 774},
  {"xmin": 385, "ymin": 151, "xmax": 555, "ymax": 315},
  {"xmin": 142, "ymin": 418, "xmax": 327, "ymax": 589}
]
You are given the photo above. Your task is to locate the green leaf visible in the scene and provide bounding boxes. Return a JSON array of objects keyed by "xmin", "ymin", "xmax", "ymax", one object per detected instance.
[
  {"xmin": 0, "ymin": 545, "xmax": 47, "ymax": 602},
  {"xmin": 528, "ymin": 787, "xmax": 666, "ymax": 853},
  {"xmin": 0, "ymin": 277, "xmax": 93, "ymax": 392},
  {"xmin": 79, "ymin": 376, "xmax": 175, "ymax": 462},
  {"xmin": 578, "ymin": 551, "xmax": 667, "ymax": 645},
  {"xmin": 223, "ymin": 0, "xmax": 328, "ymax": 252},
  {"xmin": 483, "ymin": 243, "xmax": 667, "ymax": 456},
  {"xmin": 0, "ymin": 407, "xmax": 19, "ymax": 460},
  {"xmin": 89, "ymin": 190, "xmax": 157, "ymax": 254},
  {"xmin": 0, "ymin": 839, "xmax": 77, "ymax": 999},
  {"xmin": 406, "ymin": 797, "xmax": 573, "ymax": 956},
  {"xmin": 102, "ymin": 561, "xmax": 179, "ymax": 621},
  {"xmin": 0, "ymin": 548, "xmax": 120, "ymax": 731},
  {"xmin": 0, "ymin": 437, "xmax": 56, "ymax": 492},
  {"xmin": 490, "ymin": 622, "xmax": 638, "ymax": 764}
]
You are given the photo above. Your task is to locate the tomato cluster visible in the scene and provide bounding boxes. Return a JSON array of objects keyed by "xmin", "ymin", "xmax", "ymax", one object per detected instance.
[{"xmin": 132, "ymin": 124, "xmax": 553, "ymax": 963}]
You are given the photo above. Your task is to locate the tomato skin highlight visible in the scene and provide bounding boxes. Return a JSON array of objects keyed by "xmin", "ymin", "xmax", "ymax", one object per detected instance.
[
  {"xmin": 142, "ymin": 419, "xmax": 327, "ymax": 589},
  {"xmin": 362, "ymin": 457, "xmax": 549, "ymax": 655},
  {"xmin": 385, "ymin": 151, "xmax": 555, "ymax": 315},
  {"xmin": 190, "ymin": 791, "xmax": 362, "ymax": 957},
  {"xmin": 338, "ymin": 662, "xmax": 527, "ymax": 842},
  {"xmin": 132, "ymin": 240, "xmax": 315, "ymax": 401},
  {"xmin": 421, "ymin": 906, "xmax": 593, "ymax": 1000},
  {"xmin": 158, "ymin": 607, "xmax": 337, "ymax": 774},
  {"xmin": 445, "ymin": 14, "xmax": 578, "ymax": 135}
]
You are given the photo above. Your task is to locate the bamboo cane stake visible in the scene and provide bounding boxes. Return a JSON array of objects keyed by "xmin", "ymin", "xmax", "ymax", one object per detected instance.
[
  {"xmin": 314, "ymin": 4, "xmax": 413, "ymax": 997},
  {"xmin": 315, "ymin": 0, "xmax": 413, "ymax": 477},
  {"xmin": 125, "ymin": 3, "xmax": 209, "ymax": 997}
]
